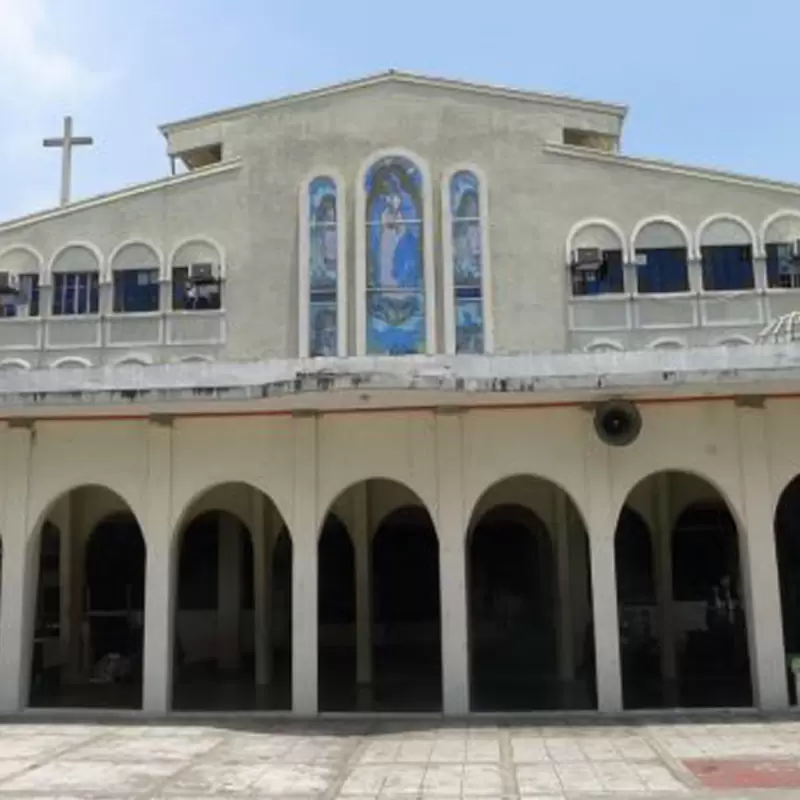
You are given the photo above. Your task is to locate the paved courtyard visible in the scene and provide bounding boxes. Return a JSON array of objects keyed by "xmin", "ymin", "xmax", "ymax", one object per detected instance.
[{"xmin": 2, "ymin": 716, "xmax": 800, "ymax": 798}]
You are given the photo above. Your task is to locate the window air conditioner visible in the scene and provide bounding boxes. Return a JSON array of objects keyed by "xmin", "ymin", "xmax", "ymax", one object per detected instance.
[
  {"xmin": 571, "ymin": 247, "xmax": 603, "ymax": 271},
  {"xmin": 0, "ymin": 271, "xmax": 20, "ymax": 297},
  {"xmin": 634, "ymin": 253, "xmax": 648, "ymax": 267},
  {"xmin": 188, "ymin": 262, "xmax": 217, "ymax": 284}
]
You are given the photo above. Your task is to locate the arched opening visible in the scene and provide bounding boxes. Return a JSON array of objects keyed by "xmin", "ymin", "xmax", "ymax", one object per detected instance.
[
  {"xmin": 774, "ymin": 475, "xmax": 800, "ymax": 703},
  {"xmin": 28, "ymin": 487, "xmax": 146, "ymax": 709},
  {"xmin": 171, "ymin": 485, "xmax": 291, "ymax": 711},
  {"xmin": 615, "ymin": 471, "xmax": 752, "ymax": 709},
  {"xmin": 467, "ymin": 477, "xmax": 595, "ymax": 711},
  {"xmin": 317, "ymin": 478, "xmax": 441, "ymax": 711}
]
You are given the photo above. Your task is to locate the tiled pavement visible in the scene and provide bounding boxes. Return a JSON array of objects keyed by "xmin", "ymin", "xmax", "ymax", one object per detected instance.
[{"xmin": 1, "ymin": 717, "xmax": 800, "ymax": 798}]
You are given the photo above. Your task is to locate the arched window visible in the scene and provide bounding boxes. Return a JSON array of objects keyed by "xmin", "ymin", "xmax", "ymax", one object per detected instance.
[
  {"xmin": 447, "ymin": 169, "xmax": 486, "ymax": 354},
  {"xmin": 362, "ymin": 154, "xmax": 428, "ymax": 355},
  {"xmin": 698, "ymin": 215, "xmax": 755, "ymax": 291},
  {"xmin": 762, "ymin": 212, "xmax": 800, "ymax": 289},
  {"xmin": 111, "ymin": 242, "xmax": 161, "ymax": 313},
  {"xmin": 300, "ymin": 174, "xmax": 345, "ymax": 357},
  {"xmin": 170, "ymin": 239, "xmax": 222, "ymax": 312},
  {"xmin": 0, "ymin": 246, "xmax": 42, "ymax": 319},
  {"xmin": 632, "ymin": 218, "xmax": 690, "ymax": 294},
  {"xmin": 567, "ymin": 220, "xmax": 626, "ymax": 296},
  {"xmin": 50, "ymin": 244, "xmax": 100, "ymax": 316}
]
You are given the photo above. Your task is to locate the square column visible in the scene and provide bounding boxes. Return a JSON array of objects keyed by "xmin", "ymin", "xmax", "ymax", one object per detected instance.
[
  {"xmin": 217, "ymin": 513, "xmax": 242, "ymax": 672},
  {"xmin": 436, "ymin": 409, "xmax": 469, "ymax": 715},
  {"xmin": 736, "ymin": 401, "xmax": 788, "ymax": 710},
  {"xmin": 583, "ymin": 413, "xmax": 623, "ymax": 713},
  {"xmin": 553, "ymin": 491, "xmax": 576, "ymax": 704},
  {"xmin": 252, "ymin": 492, "xmax": 274, "ymax": 687},
  {"xmin": 653, "ymin": 474, "xmax": 678, "ymax": 703},
  {"xmin": 352, "ymin": 483, "xmax": 373, "ymax": 687},
  {"xmin": 291, "ymin": 413, "xmax": 318, "ymax": 715},
  {"xmin": 142, "ymin": 418, "xmax": 176, "ymax": 714},
  {"xmin": 0, "ymin": 422, "xmax": 36, "ymax": 713}
]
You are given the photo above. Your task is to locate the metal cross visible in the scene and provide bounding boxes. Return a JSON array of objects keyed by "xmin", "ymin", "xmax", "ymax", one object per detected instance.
[{"xmin": 43, "ymin": 116, "xmax": 94, "ymax": 206}]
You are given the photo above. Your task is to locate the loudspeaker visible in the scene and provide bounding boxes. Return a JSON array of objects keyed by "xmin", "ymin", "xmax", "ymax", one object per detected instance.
[{"xmin": 593, "ymin": 399, "xmax": 642, "ymax": 447}]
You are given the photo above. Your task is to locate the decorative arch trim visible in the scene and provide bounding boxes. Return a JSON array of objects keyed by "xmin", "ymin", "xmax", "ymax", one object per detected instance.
[
  {"xmin": 631, "ymin": 215, "xmax": 693, "ymax": 258},
  {"xmin": 176, "ymin": 354, "xmax": 214, "ymax": 363},
  {"xmin": 0, "ymin": 244, "xmax": 45, "ymax": 275},
  {"xmin": 355, "ymin": 147, "xmax": 436, "ymax": 355},
  {"xmin": 298, "ymin": 168, "xmax": 347, "ymax": 357},
  {"xmin": 647, "ymin": 336, "xmax": 686, "ymax": 350},
  {"xmin": 695, "ymin": 213, "xmax": 759, "ymax": 257},
  {"xmin": 759, "ymin": 209, "xmax": 800, "ymax": 249},
  {"xmin": 0, "ymin": 357, "xmax": 31, "ymax": 370},
  {"xmin": 713, "ymin": 334, "xmax": 754, "ymax": 347},
  {"xmin": 441, "ymin": 163, "xmax": 493, "ymax": 355},
  {"xmin": 167, "ymin": 235, "xmax": 226, "ymax": 279},
  {"xmin": 111, "ymin": 353, "xmax": 154, "ymax": 366},
  {"xmin": 109, "ymin": 239, "xmax": 165, "ymax": 277},
  {"xmin": 46, "ymin": 241, "xmax": 104, "ymax": 282},
  {"xmin": 585, "ymin": 338, "xmax": 624, "ymax": 353},
  {"xmin": 50, "ymin": 356, "xmax": 93, "ymax": 368},
  {"xmin": 565, "ymin": 218, "xmax": 629, "ymax": 263}
]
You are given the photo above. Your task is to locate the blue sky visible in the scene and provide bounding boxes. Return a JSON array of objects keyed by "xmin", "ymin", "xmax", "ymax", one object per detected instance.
[{"xmin": 0, "ymin": 0, "xmax": 796, "ymax": 221}]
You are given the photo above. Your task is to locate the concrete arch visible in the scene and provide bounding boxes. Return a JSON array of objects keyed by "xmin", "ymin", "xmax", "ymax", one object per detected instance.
[
  {"xmin": 109, "ymin": 239, "xmax": 164, "ymax": 279},
  {"xmin": 759, "ymin": 209, "xmax": 800, "ymax": 251},
  {"xmin": 176, "ymin": 354, "xmax": 214, "ymax": 364},
  {"xmin": 111, "ymin": 353, "xmax": 154, "ymax": 367},
  {"xmin": 0, "ymin": 358, "xmax": 32, "ymax": 370},
  {"xmin": 46, "ymin": 241, "xmax": 104, "ymax": 282},
  {"xmin": 713, "ymin": 334, "xmax": 754, "ymax": 347},
  {"xmin": 354, "ymin": 146, "xmax": 437, "ymax": 355},
  {"xmin": 0, "ymin": 244, "xmax": 45, "ymax": 276},
  {"xmin": 631, "ymin": 215, "xmax": 693, "ymax": 258},
  {"xmin": 695, "ymin": 213, "xmax": 759, "ymax": 257},
  {"xmin": 171, "ymin": 480, "xmax": 291, "ymax": 552},
  {"xmin": 50, "ymin": 356, "xmax": 93, "ymax": 369},
  {"xmin": 647, "ymin": 337, "xmax": 686, "ymax": 350},
  {"xmin": 168, "ymin": 235, "xmax": 226, "ymax": 279},
  {"xmin": 585, "ymin": 338, "xmax": 624, "ymax": 353},
  {"xmin": 565, "ymin": 218, "xmax": 629, "ymax": 264}
]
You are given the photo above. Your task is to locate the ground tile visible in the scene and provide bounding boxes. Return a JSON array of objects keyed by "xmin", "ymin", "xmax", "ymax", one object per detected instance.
[
  {"xmin": 63, "ymin": 732, "xmax": 223, "ymax": 761},
  {"xmin": 252, "ymin": 763, "xmax": 335, "ymax": 795},
  {"xmin": 160, "ymin": 763, "xmax": 268, "ymax": 795},
  {"xmin": 515, "ymin": 763, "xmax": 561, "ymax": 795}
]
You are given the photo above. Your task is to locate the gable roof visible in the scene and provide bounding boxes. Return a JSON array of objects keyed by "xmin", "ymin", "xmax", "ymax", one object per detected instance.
[{"xmin": 158, "ymin": 70, "xmax": 628, "ymax": 136}]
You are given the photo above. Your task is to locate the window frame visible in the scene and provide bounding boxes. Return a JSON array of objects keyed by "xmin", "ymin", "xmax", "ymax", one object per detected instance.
[{"xmin": 168, "ymin": 237, "xmax": 225, "ymax": 313}]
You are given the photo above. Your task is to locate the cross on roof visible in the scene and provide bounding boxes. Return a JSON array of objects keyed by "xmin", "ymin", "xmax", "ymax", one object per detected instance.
[{"xmin": 43, "ymin": 116, "xmax": 94, "ymax": 206}]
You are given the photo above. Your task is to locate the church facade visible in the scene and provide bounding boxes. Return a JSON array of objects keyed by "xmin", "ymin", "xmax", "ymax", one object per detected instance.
[{"xmin": 0, "ymin": 71, "xmax": 799, "ymax": 716}]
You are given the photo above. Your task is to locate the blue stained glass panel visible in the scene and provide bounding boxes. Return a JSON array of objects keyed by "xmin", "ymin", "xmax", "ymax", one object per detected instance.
[
  {"xmin": 309, "ymin": 301, "xmax": 337, "ymax": 357},
  {"xmin": 450, "ymin": 171, "xmax": 480, "ymax": 219},
  {"xmin": 365, "ymin": 157, "xmax": 423, "ymax": 293},
  {"xmin": 367, "ymin": 291, "xmax": 425, "ymax": 355},
  {"xmin": 455, "ymin": 298, "xmax": 483, "ymax": 354},
  {"xmin": 309, "ymin": 177, "xmax": 338, "ymax": 292},
  {"xmin": 453, "ymin": 219, "xmax": 482, "ymax": 287}
]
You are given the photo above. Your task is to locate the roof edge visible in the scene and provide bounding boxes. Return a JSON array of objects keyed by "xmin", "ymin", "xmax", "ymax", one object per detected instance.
[
  {"xmin": 158, "ymin": 70, "xmax": 628, "ymax": 136},
  {"xmin": 0, "ymin": 159, "xmax": 242, "ymax": 234},
  {"xmin": 546, "ymin": 143, "xmax": 800, "ymax": 195}
]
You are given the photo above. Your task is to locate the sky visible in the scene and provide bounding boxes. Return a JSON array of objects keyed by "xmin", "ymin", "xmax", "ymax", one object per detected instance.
[{"xmin": 0, "ymin": 0, "xmax": 797, "ymax": 221}]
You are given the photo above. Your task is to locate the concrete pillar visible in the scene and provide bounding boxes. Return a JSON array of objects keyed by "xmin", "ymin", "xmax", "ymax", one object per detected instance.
[
  {"xmin": 584, "ymin": 413, "xmax": 623, "ymax": 713},
  {"xmin": 736, "ymin": 401, "xmax": 788, "ymax": 710},
  {"xmin": 291, "ymin": 413, "xmax": 318, "ymax": 715},
  {"xmin": 653, "ymin": 474, "xmax": 678, "ymax": 703},
  {"xmin": 252, "ymin": 492, "xmax": 271, "ymax": 687},
  {"xmin": 554, "ymin": 490, "xmax": 576, "ymax": 695},
  {"xmin": 64, "ymin": 496, "xmax": 87, "ymax": 682},
  {"xmin": 436, "ymin": 409, "xmax": 470, "ymax": 715},
  {"xmin": 217, "ymin": 513, "xmax": 242, "ymax": 672},
  {"xmin": 0, "ymin": 422, "xmax": 37, "ymax": 713},
  {"xmin": 142, "ymin": 418, "xmax": 176, "ymax": 714},
  {"xmin": 352, "ymin": 483, "xmax": 373, "ymax": 686}
]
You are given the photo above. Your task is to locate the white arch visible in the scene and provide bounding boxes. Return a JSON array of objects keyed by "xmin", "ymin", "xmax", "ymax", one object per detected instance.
[
  {"xmin": 712, "ymin": 334, "xmax": 754, "ymax": 347},
  {"xmin": 298, "ymin": 167, "xmax": 347, "ymax": 358},
  {"xmin": 355, "ymin": 147, "xmax": 436, "ymax": 355},
  {"xmin": 0, "ymin": 244, "xmax": 45, "ymax": 275},
  {"xmin": 111, "ymin": 353, "xmax": 154, "ymax": 367},
  {"xmin": 647, "ymin": 336, "xmax": 686, "ymax": 350},
  {"xmin": 0, "ymin": 357, "xmax": 32, "ymax": 370},
  {"xmin": 631, "ymin": 215, "xmax": 693, "ymax": 258},
  {"xmin": 441, "ymin": 163, "xmax": 493, "ymax": 355},
  {"xmin": 695, "ymin": 213, "xmax": 759, "ymax": 256},
  {"xmin": 167, "ymin": 235, "xmax": 226, "ymax": 279},
  {"xmin": 565, "ymin": 218, "xmax": 629, "ymax": 263},
  {"xmin": 46, "ymin": 241, "xmax": 104, "ymax": 282},
  {"xmin": 109, "ymin": 239, "xmax": 164, "ymax": 276},
  {"xmin": 759, "ymin": 209, "xmax": 800, "ymax": 250},
  {"xmin": 584, "ymin": 338, "xmax": 624, "ymax": 353},
  {"xmin": 50, "ymin": 356, "xmax": 93, "ymax": 369},
  {"xmin": 176, "ymin": 354, "xmax": 213, "ymax": 364}
]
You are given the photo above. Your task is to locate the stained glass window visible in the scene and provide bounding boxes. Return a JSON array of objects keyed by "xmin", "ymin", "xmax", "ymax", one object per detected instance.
[
  {"xmin": 308, "ymin": 176, "xmax": 339, "ymax": 357},
  {"xmin": 450, "ymin": 171, "xmax": 483, "ymax": 353},
  {"xmin": 365, "ymin": 156, "xmax": 425, "ymax": 355}
]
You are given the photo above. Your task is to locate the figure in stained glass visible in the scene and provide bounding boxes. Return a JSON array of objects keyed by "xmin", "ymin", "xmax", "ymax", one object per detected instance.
[
  {"xmin": 365, "ymin": 156, "xmax": 426, "ymax": 354},
  {"xmin": 451, "ymin": 171, "xmax": 482, "ymax": 286},
  {"xmin": 455, "ymin": 299, "xmax": 484, "ymax": 354},
  {"xmin": 310, "ymin": 303, "xmax": 337, "ymax": 357},
  {"xmin": 309, "ymin": 177, "xmax": 338, "ymax": 292}
]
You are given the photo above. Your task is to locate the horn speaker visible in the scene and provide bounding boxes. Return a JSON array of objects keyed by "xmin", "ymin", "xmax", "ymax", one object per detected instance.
[{"xmin": 593, "ymin": 399, "xmax": 642, "ymax": 447}]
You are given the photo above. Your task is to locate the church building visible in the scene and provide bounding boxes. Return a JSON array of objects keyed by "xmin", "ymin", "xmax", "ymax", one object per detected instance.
[{"xmin": 1, "ymin": 71, "xmax": 800, "ymax": 717}]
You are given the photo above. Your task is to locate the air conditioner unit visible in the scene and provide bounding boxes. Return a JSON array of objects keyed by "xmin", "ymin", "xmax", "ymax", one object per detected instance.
[
  {"xmin": 188, "ymin": 262, "xmax": 217, "ymax": 284},
  {"xmin": 0, "ymin": 271, "xmax": 20, "ymax": 297},
  {"xmin": 634, "ymin": 252, "xmax": 648, "ymax": 267},
  {"xmin": 571, "ymin": 247, "xmax": 603, "ymax": 272}
]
